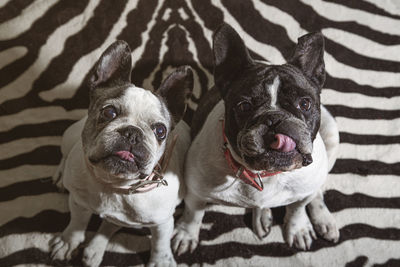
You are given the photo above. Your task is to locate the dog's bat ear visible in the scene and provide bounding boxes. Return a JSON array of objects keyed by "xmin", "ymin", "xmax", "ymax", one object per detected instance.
[
  {"xmin": 157, "ymin": 65, "xmax": 193, "ymax": 123},
  {"xmin": 213, "ymin": 23, "xmax": 253, "ymax": 98},
  {"xmin": 87, "ymin": 40, "xmax": 132, "ymax": 90},
  {"xmin": 289, "ymin": 32, "xmax": 326, "ymax": 90}
]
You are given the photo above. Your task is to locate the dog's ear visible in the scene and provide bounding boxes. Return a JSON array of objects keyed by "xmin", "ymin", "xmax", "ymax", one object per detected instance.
[
  {"xmin": 157, "ymin": 66, "xmax": 193, "ymax": 123},
  {"xmin": 289, "ymin": 32, "xmax": 326, "ymax": 90},
  {"xmin": 213, "ymin": 23, "xmax": 253, "ymax": 97},
  {"xmin": 87, "ymin": 40, "xmax": 132, "ymax": 90}
]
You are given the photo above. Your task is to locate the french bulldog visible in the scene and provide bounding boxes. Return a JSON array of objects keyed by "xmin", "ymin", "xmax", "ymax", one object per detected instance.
[
  {"xmin": 172, "ymin": 24, "xmax": 340, "ymax": 253},
  {"xmin": 50, "ymin": 41, "xmax": 193, "ymax": 267}
]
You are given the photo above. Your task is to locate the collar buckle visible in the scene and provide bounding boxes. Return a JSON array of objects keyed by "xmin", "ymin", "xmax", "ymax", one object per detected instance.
[
  {"xmin": 127, "ymin": 178, "xmax": 168, "ymax": 194},
  {"xmin": 255, "ymin": 173, "xmax": 264, "ymax": 190},
  {"xmin": 160, "ymin": 179, "xmax": 168, "ymax": 187}
]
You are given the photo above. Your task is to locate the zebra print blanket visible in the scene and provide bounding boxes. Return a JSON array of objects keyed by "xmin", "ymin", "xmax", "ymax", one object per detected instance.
[{"xmin": 1, "ymin": 0, "xmax": 399, "ymax": 266}]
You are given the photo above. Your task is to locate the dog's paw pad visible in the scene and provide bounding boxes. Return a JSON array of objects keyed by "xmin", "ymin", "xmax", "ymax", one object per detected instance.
[
  {"xmin": 252, "ymin": 208, "xmax": 273, "ymax": 239},
  {"xmin": 172, "ymin": 228, "xmax": 198, "ymax": 256},
  {"xmin": 284, "ymin": 220, "xmax": 316, "ymax": 250}
]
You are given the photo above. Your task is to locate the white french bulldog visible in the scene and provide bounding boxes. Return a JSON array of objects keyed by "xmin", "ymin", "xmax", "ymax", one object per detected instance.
[
  {"xmin": 172, "ymin": 24, "xmax": 340, "ymax": 253},
  {"xmin": 50, "ymin": 41, "xmax": 193, "ymax": 267}
]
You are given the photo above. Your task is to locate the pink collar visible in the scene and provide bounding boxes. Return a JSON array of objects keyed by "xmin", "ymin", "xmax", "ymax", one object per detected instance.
[{"xmin": 222, "ymin": 121, "xmax": 281, "ymax": 191}]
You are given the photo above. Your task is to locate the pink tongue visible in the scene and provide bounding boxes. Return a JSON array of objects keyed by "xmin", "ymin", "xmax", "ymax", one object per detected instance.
[
  {"xmin": 270, "ymin": 134, "xmax": 296, "ymax": 152},
  {"xmin": 115, "ymin": 151, "xmax": 135, "ymax": 162}
]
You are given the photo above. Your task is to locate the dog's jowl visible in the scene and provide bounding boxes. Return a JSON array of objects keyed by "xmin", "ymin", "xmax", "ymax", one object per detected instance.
[
  {"xmin": 50, "ymin": 41, "xmax": 193, "ymax": 267},
  {"xmin": 172, "ymin": 24, "xmax": 340, "ymax": 253}
]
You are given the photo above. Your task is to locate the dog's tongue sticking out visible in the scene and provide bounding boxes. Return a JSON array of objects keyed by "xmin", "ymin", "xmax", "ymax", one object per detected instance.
[
  {"xmin": 115, "ymin": 151, "xmax": 135, "ymax": 162},
  {"xmin": 270, "ymin": 134, "xmax": 296, "ymax": 152}
]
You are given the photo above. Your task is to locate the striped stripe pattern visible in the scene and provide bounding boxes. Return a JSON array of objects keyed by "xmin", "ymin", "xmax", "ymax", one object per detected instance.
[{"xmin": 0, "ymin": 0, "xmax": 399, "ymax": 266}]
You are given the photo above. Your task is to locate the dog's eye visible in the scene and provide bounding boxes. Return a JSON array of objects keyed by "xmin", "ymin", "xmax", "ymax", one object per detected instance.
[
  {"xmin": 298, "ymin": 98, "xmax": 312, "ymax": 112},
  {"xmin": 153, "ymin": 123, "xmax": 167, "ymax": 140},
  {"xmin": 237, "ymin": 101, "xmax": 252, "ymax": 113},
  {"xmin": 101, "ymin": 105, "xmax": 117, "ymax": 120}
]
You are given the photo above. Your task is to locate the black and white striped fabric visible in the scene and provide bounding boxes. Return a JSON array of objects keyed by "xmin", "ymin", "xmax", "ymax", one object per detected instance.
[{"xmin": 1, "ymin": 0, "xmax": 399, "ymax": 266}]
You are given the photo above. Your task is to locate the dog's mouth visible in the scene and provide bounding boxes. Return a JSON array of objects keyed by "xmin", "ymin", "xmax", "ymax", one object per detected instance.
[
  {"xmin": 112, "ymin": 150, "xmax": 142, "ymax": 170},
  {"xmin": 239, "ymin": 132, "xmax": 312, "ymax": 172},
  {"xmin": 270, "ymin": 133, "xmax": 296, "ymax": 152},
  {"xmin": 242, "ymin": 149, "xmax": 303, "ymax": 172},
  {"xmin": 114, "ymin": 150, "xmax": 136, "ymax": 163},
  {"xmin": 89, "ymin": 149, "xmax": 146, "ymax": 176},
  {"xmin": 87, "ymin": 150, "xmax": 165, "ymax": 191}
]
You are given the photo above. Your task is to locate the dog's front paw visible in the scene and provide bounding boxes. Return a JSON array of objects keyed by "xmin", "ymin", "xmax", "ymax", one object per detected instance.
[
  {"xmin": 252, "ymin": 207, "xmax": 273, "ymax": 239},
  {"xmin": 82, "ymin": 245, "xmax": 104, "ymax": 267},
  {"xmin": 49, "ymin": 235, "xmax": 80, "ymax": 261},
  {"xmin": 284, "ymin": 215, "xmax": 316, "ymax": 250},
  {"xmin": 147, "ymin": 253, "xmax": 177, "ymax": 267},
  {"xmin": 171, "ymin": 225, "xmax": 199, "ymax": 256},
  {"xmin": 310, "ymin": 210, "xmax": 339, "ymax": 243}
]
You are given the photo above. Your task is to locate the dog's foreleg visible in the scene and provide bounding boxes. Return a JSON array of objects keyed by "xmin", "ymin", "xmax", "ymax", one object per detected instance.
[
  {"xmin": 50, "ymin": 195, "xmax": 92, "ymax": 261},
  {"xmin": 252, "ymin": 207, "xmax": 273, "ymax": 239},
  {"xmin": 283, "ymin": 194, "xmax": 316, "ymax": 250},
  {"xmin": 82, "ymin": 220, "xmax": 121, "ymax": 267},
  {"xmin": 172, "ymin": 192, "xmax": 206, "ymax": 256},
  {"xmin": 307, "ymin": 190, "xmax": 339, "ymax": 243},
  {"xmin": 148, "ymin": 217, "xmax": 176, "ymax": 267}
]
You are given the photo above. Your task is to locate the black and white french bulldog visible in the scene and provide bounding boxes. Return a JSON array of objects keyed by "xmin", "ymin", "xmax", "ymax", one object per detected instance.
[
  {"xmin": 50, "ymin": 41, "xmax": 193, "ymax": 267},
  {"xmin": 172, "ymin": 24, "xmax": 340, "ymax": 253}
]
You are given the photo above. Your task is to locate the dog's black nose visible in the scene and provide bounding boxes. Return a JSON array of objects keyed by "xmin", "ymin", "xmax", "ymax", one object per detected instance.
[
  {"xmin": 302, "ymin": 153, "xmax": 313, "ymax": 166},
  {"xmin": 118, "ymin": 126, "xmax": 143, "ymax": 144}
]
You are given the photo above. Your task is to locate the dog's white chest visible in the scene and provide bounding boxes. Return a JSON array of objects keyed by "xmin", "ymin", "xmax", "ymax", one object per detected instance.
[
  {"xmin": 92, "ymin": 180, "xmax": 180, "ymax": 227},
  {"xmin": 202, "ymin": 157, "xmax": 327, "ymax": 209}
]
